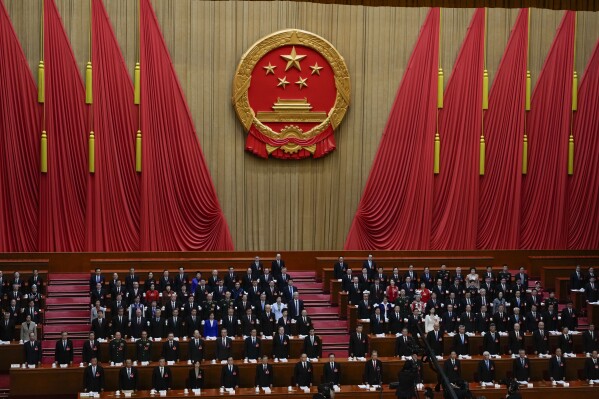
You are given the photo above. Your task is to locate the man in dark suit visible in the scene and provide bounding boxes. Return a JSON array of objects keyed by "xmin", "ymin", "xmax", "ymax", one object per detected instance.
[
  {"xmin": 23, "ymin": 332, "xmax": 42, "ymax": 366},
  {"xmin": 174, "ymin": 267, "xmax": 189, "ymax": 291},
  {"xmin": 55, "ymin": 331, "xmax": 74, "ymax": 366},
  {"xmin": 512, "ymin": 349, "xmax": 531, "ymax": 382},
  {"xmin": 152, "ymin": 358, "xmax": 172, "ymax": 391},
  {"xmin": 287, "ymin": 292, "xmax": 304, "ymax": 320},
  {"xmin": 187, "ymin": 362, "xmax": 204, "ymax": 389},
  {"xmin": 129, "ymin": 308, "xmax": 146, "ymax": 339},
  {"xmin": 585, "ymin": 350, "xmax": 599, "ymax": 382},
  {"xmin": 125, "ymin": 268, "xmax": 139, "ymax": 291},
  {"xmin": 477, "ymin": 352, "xmax": 496, "ymax": 383},
  {"xmin": 271, "ymin": 254, "xmax": 285, "ymax": 277},
  {"xmin": 149, "ymin": 309, "xmax": 166, "ymax": 340},
  {"xmin": 251, "ymin": 256, "xmax": 264, "ymax": 276},
  {"xmin": 443, "ymin": 351, "xmax": 462, "ymax": 384},
  {"xmin": 363, "ymin": 351, "xmax": 383, "ymax": 385},
  {"xmin": 167, "ymin": 309, "xmax": 183, "ymax": 338},
  {"xmin": 119, "ymin": 359, "xmax": 138, "ymax": 391},
  {"xmin": 91, "ymin": 311, "xmax": 109, "ymax": 339},
  {"xmin": 28, "ymin": 270, "xmax": 43, "ymax": 293},
  {"xmin": 91, "ymin": 283, "xmax": 107, "ymax": 306},
  {"xmin": 427, "ymin": 323, "xmax": 444, "ymax": 356},
  {"xmin": 273, "ymin": 326, "xmax": 290, "ymax": 360},
  {"xmin": 216, "ymin": 329, "xmax": 233, "ymax": 361},
  {"xmin": 255, "ymin": 355, "xmax": 273, "ymax": 388},
  {"xmin": 83, "ymin": 358, "xmax": 104, "ymax": 393},
  {"xmin": 388, "ymin": 305, "xmax": 404, "ymax": 334},
  {"xmin": 297, "ymin": 310, "xmax": 313, "ymax": 335},
  {"xmin": 221, "ymin": 357, "xmax": 240, "ymax": 389},
  {"xmin": 395, "ymin": 328, "xmax": 415, "ymax": 357},
  {"xmin": 189, "ymin": 330, "xmax": 204, "ymax": 363},
  {"xmin": 570, "ymin": 265, "xmax": 584, "ymax": 290},
  {"xmin": 363, "ymin": 255, "xmax": 377, "ymax": 278},
  {"xmin": 452, "ymin": 326, "xmax": 469, "ymax": 356},
  {"xmin": 508, "ymin": 323, "xmax": 525, "ymax": 355},
  {"xmin": 261, "ymin": 305, "xmax": 276, "ymax": 337},
  {"xmin": 162, "ymin": 333, "xmax": 180, "ymax": 362},
  {"xmin": 244, "ymin": 329, "xmax": 262, "ymax": 360},
  {"xmin": 111, "ymin": 307, "xmax": 129, "ymax": 338},
  {"xmin": 221, "ymin": 308, "xmax": 239, "ymax": 337},
  {"xmin": 441, "ymin": 305, "xmax": 458, "ymax": 333},
  {"xmin": 223, "ymin": 267, "xmax": 238, "ymax": 291},
  {"xmin": 136, "ymin": 331, "xmax": 153, "ymax": 363},
  {"xmin": 459, "ymin": 305, "xmax": 476, "ymax": 333},
  {"xmin": 583, "ymin": 324, "xmax": 598, "ymax": 353},
  {"xmin": 561, "ymin": 302, "xmax": 578, "ymax": 330},
  {"xmin": 0, "ymin": 312, "xmax": 15, "ymax": 341},
  {"xmin": 370, "ymin": 308, "xmax": 385, "ymax": 335},
  {"xmin": 516, "ymin": 267, "xmax": 529, "ymax": 289},
  {"xmin": 558, "ymin": 327, "xmax": 574, "ymax": 354},
  {"xmin": 186, "ymin": 308, "xmax": 202, "ymax": 337},
  {"xmin": 82, "ymin": 332, "xmax": 100, "ymax": 364},
  {"xmin": 303, "ymin": 328, "xmax": 322, "ymax": 359},
  {"xmin": 159, "ymin": 270, "xmax": 174, "ymax": 292},
  {"xmin": 333, "ymin": 257, "xmax": 348, "ymax": 279},
  {"xmin": 482, "ymin": 324, "xmax": 501, "ymax": 355},
  {"xmin": 585, "ymin": 276, "xmax": 599, "ymax": 303},
  {"xmin": 322, "ymin": 353, "xmax": 341, "ymax": 384},
  {"xmin": 348, "ymin": 325, "xmax": 368, "ymax": 358},
  {"xmin": 89, "ymin": 269, "xmax": 105, "ymax": 291},
  {"xmin": 532, "ymin": 322, "xmax": 550, "ymax": 355},
  {"xmin": 549, "ymin": 348, "xmax": 566, "ymax": 381},
  {"xmin": 348, "ymin": 277, "xmax": 363, "ymax": 305},
  {"xmin": 294, "ymin": 353, "xmax": 313, "ymax": 387}
]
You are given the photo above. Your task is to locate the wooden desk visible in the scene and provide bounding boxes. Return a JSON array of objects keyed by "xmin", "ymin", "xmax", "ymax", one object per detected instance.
[
  {"xmin": 12, "ymin": 355, "xmax": 595, "ymax": 396},
  {"xmin": 0, "ymin": 343, "xmax": 24, "ymax": 371},
  {"xmin": 348, "ymin": 307, "xmax": 370, "ymax": 335},
  {"xmin": 555, "ymin": 277, "xmax": 571, "ymax": 302},
  {"xmin": 330, "ymin": 279, "xmax": 342, "ymax": 304},
  {"xmin": 588, "ymin": 303, "xmax": 599, "ymax": 328},
  {"xmin": 339, "ymin": 292, "xmax": 348, "ymax": 320},
  {"xmin": 77, "ymin": 382, "xmax": 599, "ymax": 399},
  {"xmin": 570, "ymin": 290, "xmax": 585, "ymax": 310}
]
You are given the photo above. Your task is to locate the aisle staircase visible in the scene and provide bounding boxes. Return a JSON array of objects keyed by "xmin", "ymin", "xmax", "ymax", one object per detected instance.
[
  {"xmin": 41, "ymin": 273, "xmax": 91, "ymax": 363},
  {"xmin": 293, "ymin": 271, "xmax": 349, "ymax": 357}
]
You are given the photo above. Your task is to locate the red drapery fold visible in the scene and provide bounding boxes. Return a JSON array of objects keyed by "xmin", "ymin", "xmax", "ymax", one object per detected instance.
[
  {"xmin": 344, "ymin": 8, "xmax": 439, "ymax": 250},
  {"xmin": 38, "ymin": 0, "xmax": 88, "ymax": 252},
  {"xmin": 476, "ymin": 9, "xmax": 528, "ymax": 249},
  {"xmin": 0, "ymin": 0, "xmax": 41, "ymax": 252},
  {"xmin": 139, "ymin": 0, "xmax": 233, "ymax": 251},
  {"xmin": 431, "ymin": 8, "xmax": 485, "ymax": 250},
  {"xmin": 87, "ymin": 0, "xmax": 140, "ymax": 251},
  {"xmin": 568, "ymin": 40, "xmax": 599, "ymax": 249},
  {"xmin": 520, "ymin": 11, "xmax": 575, "ymax": 249}
]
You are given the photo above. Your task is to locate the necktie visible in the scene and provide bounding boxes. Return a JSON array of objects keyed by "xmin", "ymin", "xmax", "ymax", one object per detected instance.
[
  {"xmin": 229, "ymin": 365, "xmax": 232, "ymax": 372},
  {"xmin": 160, "ymin": 367, "xmax": 164, "ymax": 377},
  {"xmin": 331, "ymin": 362, "xmax": 334, "ymax": 370},
  {"xmin": 223, "ymin": 338, "xmax": 226, "ymax": 346},
  {"xmin": 358, "ymin": 334, "xmax": 361, "ymax": 340},
  {"xmin": 63, "ymin": 341, "xmax": 66, "ymax": 349},
  {"xmin": 170, "ymin": 341, "xmax": 173, "ymax": 348},
  {"xmin": 461, "ymin": 335, "xmax": 464, "ymax": 343},
  {"xmin": 404, "ymin": 337, "xmax": 407, "ymax": 343},
  {"xmin": 521, "ymin": 358, "xmax": 524, "ymax": 366},
  {"xmin": 452, "ymin": 360, "xmax": 455, "ymax": 366},
  {"xmin": 264, "ymin": 365, "xmax": 267, "ymax": 371},
  {"xmin": 93, "ymin": 367, "xmax": 96, "ymax": 375},
  {"xmin": 303, "ymin": 362, "xmax": 306, "ymax": 369},
  {"xmin": 174, "ymin": 317, "xmax": 177, "ymax": 324},
  {"xmin": 128, "ymin": 368, "xmax": 131, "ymax": 377},
  {"xmin": 252, "ymin": 337, "xmax": 255, "ymax": 344},
  {"xmin": 280, "ymin": 335, "xmax": 283, "ymax": 343},
  {"xmin": 435, "ymin": 331, "xmax": 438, "ymax": 340},
  {"xmin": 486, "ymin": 360, "xmax": 489, "ymax": 369}
]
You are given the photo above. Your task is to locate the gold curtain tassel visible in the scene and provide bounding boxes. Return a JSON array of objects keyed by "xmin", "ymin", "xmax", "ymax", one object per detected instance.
[
  {"xmin": 522, "ymin": 134, "xmax": 528, "ymax": 175},
  {"xmin": 568, "ymin": 134, "xmax": 574, "ymax": 175},
  {"xmin": 479, "ymin": 136, "xmax": 486, "ymax": 175},
  {"xmin": 89, "ymin": 131, "xmax": 95, "ymax": 173},
  {"xmin": 525, "ymin": 70, "xmax": 531, "ymax": 111},
  {"xmin": 85, "ymin": 62, "xmax": 93, "ymax": 104},
  {"xmin": 572, "ymin": 71, "xmax": 578, "ymax": 111},
  {"xmin": 434, "ymin": 132, "xmax": 440, "ymax": 174},
  {"xmin": 38, "ymin": 61, "xmax": 45, "ymax": 103},
  {"xmin": 134, "ymin": 62, "xmax": 141, "ymax": 104},
  {"xmin": 482, "ymin": 70, "xmax": 489, "ymax": 110},
  {"xmin": 437, "ymin": 68, "xmax": 444, "ymax": 109},
  {"xmin": 41, "ymin": 131, "xmax": 47, "ymax": 173},
  {"xmin": 135, "ymin": 130, "xmax": 142, "ymax": 172}
]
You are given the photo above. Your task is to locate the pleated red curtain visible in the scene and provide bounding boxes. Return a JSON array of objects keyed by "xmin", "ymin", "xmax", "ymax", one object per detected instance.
[
  {"xmin": 344, "ymin": 8, "xmax": 439, "ymax": 250},
  {"xmin": 431, "ymin": 8, "xmax": 485, "ymax": 250},
  {"xmin": 520, "ymin": 11, "xmax": 575, "ymax": 249},
  {"xmin": 568, "ymin": 41, "xmax": 599, "ymax": 249},
  {"xmin": 87, "ymin": 0, "xmax": 140, "ymax": 251},
  {"xmin": 476, "ymin": 9, "xmax": 528, "ymax": 249},
  {"xmin": 0, "ymin": 0, "xmax": 41, "ymax": 252},
  {"xmin": 38, "ymin": 0, "xmax": 88, "ymax": 252},
  {"xmin": 139, "ymin": 0, "xmax": 233, "ymax": 250}
]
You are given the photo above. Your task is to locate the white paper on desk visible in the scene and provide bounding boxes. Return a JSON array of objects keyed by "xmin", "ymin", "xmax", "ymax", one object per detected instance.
[
  {"xmin": 466, "ymin": 332, "xmax": 475, "ymax": 337},
  {"xmin": 499, "ymin": 332, "xmax": 509, "ymax": 336},
  {"xmin": 310, "ymin": 358, "xmax": 318, "ymax": 362},
  {"xmin": 249, "ymin": 359, "xmax": 257, "ymax": 363},
  {"xmin": 564, "ymin": 353, "xmax": 576, "ymax": 357},
  {"xmin": 357, "ymin": 357, "xmax": 367, "ymax": 361},
  {"xmin": 226, "ymin": 388, "xmax": 235, "ymax": 393},
  {"xmin": 298, "ymin": 335, "xmax": 306, "ymax": 339},
  {"xmin": 591, "ymin": 379, "xmax": 599, "ymax": 384},
  {"xmin": 220, "ymin": 360, "xmax": 228, "ymax": 364},
  {"xmin": 376, "ymin": 333, "xmax": 385, "ymax": 338},
  {"xmin": 338, "ymin": 279, "xmax": 342, "ymax": 282},
  {"xmin": 167, "ymin": 361, "xmax": 175, "ymax": 365},
  {"xmin": 517, "ymin": 381, "xmax": 528, "ymax": 385},
  {"xmin": 60, "ymin": 364, "xmax": 68, "ymax": 368},
  {"xmin": 570, "ymin": 331, "xmax": 581, "ymax": 335},
  {"xmin": 481, "ymin": 382, "xmax": 494, "ymax": 387},
  {"xmin": 115, "ymin": 363, "xmax": 123, "ymax": 367},
  {"xmin": 79, "ymin": 393, "xmax": 91, "ymax": 398},
  {"xmin": 159, "ymin": 390, "xmax": 167, "ymax": 396},
  {"xmin": 436, "ymin": 356, "xmax": 443, "ymax": 360},
  {"xmin": 303, "ymin": 388, "xmax": 311, "ymax": 393},
  {"xmin": 280, "ymin": 358, "xmax": 288, "ymax": 363},
  {"xmin": 124, "ymin": 393, "xmax": 132, "ymax": 398},
  {"xmin": 141, "ymin": 361, "xmax": 149, "ymax": 366},
  {"xmin": 10, "ymin": 364, "xmax": 21, "ymax": 369},
  {"xmin": 395, "ymin": 333, "xmax": 401, "ymax": 337},
  {"xmin": 491, "ymin": 354, "xmax": 502, "ymax": 359},
  {"xmin": 446, "ymin": 332, "xmax": 456, "ymax": 337},
  {"xmin": 300, "ymin": 386, "xmax": 309, "ymax": 390},
  {"xmin": 263, "ymin": 387, "xmax": 272, "ymax": 393},
  {"xmin": 263, "ymin": 336, "xmax": 273, "ymax": 340},
  {"xmin": 333, "ymin": 385, "xmax": 340, "ymax": 392},
  {"xmin": 358, "ymin": 385, "xmax": 368, "ymax": 389},
  {"xmin": 555, "ymin": 380, "xmax": 565, "ymax": 385}
]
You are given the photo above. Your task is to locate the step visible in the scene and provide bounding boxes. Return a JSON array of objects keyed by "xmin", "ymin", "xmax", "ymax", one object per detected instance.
[
  {"xmin": 294, "ymin": 282, "xmax": 323, "ymax": 290},
  {"xmin": 321, "ymin": 335, "xmax": 350, "ymax": 344},
  {"xmin": 313, "ymin": 320, "xmax": 347, "ymax": 329},
  {"xmin": 46, "ymin": 297, "xmax": 90, "ymax": 306},
  {"xmin": 308, "ymin": 307, "xmax": 340, "ymax": 316},
  {"xmin": 44, "ymin": 324, "xmax": 91, "ymax": 334},
  {"xmin": 47, "ymin": 285, "xmax": 89, "ymax": 294},
  {"xmin": 50, "ymin": 273, "xmax": 90, "ymax": 280},
  {"xmin": 44, "ymin": 310, "xmax": 90, "ymax": 319},
  {"xmin": 291, "ymin": 272, "xmax": 316, "ymax": 278}
]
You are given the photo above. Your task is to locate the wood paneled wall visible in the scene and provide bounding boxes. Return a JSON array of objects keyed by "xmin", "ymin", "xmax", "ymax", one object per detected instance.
[{"xmin": 4, "ymin": 1, "xmax": 599, "ymax": 250}]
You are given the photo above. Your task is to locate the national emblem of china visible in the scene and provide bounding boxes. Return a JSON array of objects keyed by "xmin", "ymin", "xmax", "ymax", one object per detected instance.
[{"xmin": 232, "ymin": 29, "xmax": 350, "ymax": 159}]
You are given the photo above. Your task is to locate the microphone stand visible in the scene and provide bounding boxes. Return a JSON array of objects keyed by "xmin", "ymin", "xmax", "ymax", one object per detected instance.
[{"xmin": 414, "ymin": 321, "xmax": 458, "ymax": 399}]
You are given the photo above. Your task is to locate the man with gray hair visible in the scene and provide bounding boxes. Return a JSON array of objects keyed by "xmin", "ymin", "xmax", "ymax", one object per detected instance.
[{"xmin": 477, "ymin": 351, "xmax": 496, "ymax": 384}]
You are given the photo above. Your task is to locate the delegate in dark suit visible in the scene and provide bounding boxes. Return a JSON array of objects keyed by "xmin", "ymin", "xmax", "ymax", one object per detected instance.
[
  {"xmin": 348, "ymin": 332, "xmax": 368, "ymax": 357},
  {"xmin": 322, "ymin": 361, "xmax": 341, "ymax": 384},
  {"xmin": 83, "ymin": 364, "xmax": 105, "ymax": 392},
  {"xmin": 549, "ymin": 356, "xmax": 566, "ymax": 381},
  {"xmin": 508, "ymin": 330, "xmax": 525, "ymax": 354},
  {"xmin": 91, "ymin": 318, "xmax": 109, "ymax": 340},
  {"xmin": 272, "ymin": 334, "xmax": 290, "ymax": 359},
  {"xmin": 395, "ymin": 335, "xmax": 415, "ymax": 357},
  {"xmin": 532, "ymin": 329, "xmax": 549, "ymax": 354},
  {"xmin": 426, "ymin": 329, "xmax": 444, "ymax": 356},
  {"xmin": 187, "ymin": 368, "xmax": 204, "ymax": 389},
  {"xmin": 216, "ymin": 337, "xmax": 233, "ymax": 361},
  {"xmin": 188, "ymin": 337, "xmax": 204, "ymax": 363},
  {"xmin": 244, "ymin": 336, "xmax": 262, "ymax": 360},
  {"xmin": 82, "ymin": 339, "xmax": 101, "ymax": 363},
  {"xmin": 477, "ymin": 359, "xmax": 496, "ymax": 383},
  {"xmin": 363, "ymin": 359, "xmax": 383, "ymax": 385},
  {"xmin": 221, "ymin": 364, "xmax": 240, "ymax": 389},
  {"xmin": 582, "ymin": 330, "xmax": 598, "ymax": 353},
  {"xmin": 255, "ymin": 363, "xmax": 274, "ymax": 387},
  {"xmin": 482, "ymin": 332, "xmax": 501, "ymax": 355},
  {"xmin": 294, "ymin": 361, "xmax": 313, "ymax": 386},
  {"xmin": 152, "ymin": 366, "xmax": 172, "ymax": 390},
  {"xmin": 452, "ymin": 334, "xmax": 469, "ymax": 356},
  {"xmin": 119, "ymin": 367, "xmax": 138, "ymax": 391},
  {"xmin": 584, "ymin": 356, "xmax": 599, "ymax": 381},
  {"xmin": 162, "ymin": 340, "xmax": 180, "ymax": 362},
  {"xmin": 303, "ymin": 334, "xmax": 323, "ymax": 358},
  {"xmin": 512, "ymin": 357, "xmax": 530, "ymax": 381},
  {"xmin": 23, "ymin": 340, "xmax": 42, "ymax": 365},
  {"xmin": 443, "ymin": 358, "xmax": 461, "ymax": 383},
  {"xmin": 55, "ymin": 339, "xmax": 74, "ymax": 364}
]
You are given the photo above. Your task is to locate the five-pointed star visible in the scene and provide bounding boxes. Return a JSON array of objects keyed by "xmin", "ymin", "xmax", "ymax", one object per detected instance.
[
  {"xmin": 281, "ymin": 46, "xmax": 307, "ymax": 71},
  {"xmin": 263, "ymin": 62, "xmax": 276, "ymax": 75},
  {"xmin": 277, "ymin": 76, "xmax": 290, "ymax": 89},
  {"xmin": 295, "ymin": 77, "xmax": 308, "ymax": 90},
  {"xmin": 310, "ymin": 62, "xmax": 323, "ymax": 75}
]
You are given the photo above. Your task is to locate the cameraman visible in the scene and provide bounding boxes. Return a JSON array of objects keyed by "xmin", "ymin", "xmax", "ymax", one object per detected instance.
[
  {"xmin": 395, "ymin": 361, "xmax": 417, "ymax": 399},
  {"xmin": 313, "ymin": 383, "xmax": 335, "ymax": 399},
  {"xmin": 505, "ymin": 379, "xmax": 522, "ymax": 399}
]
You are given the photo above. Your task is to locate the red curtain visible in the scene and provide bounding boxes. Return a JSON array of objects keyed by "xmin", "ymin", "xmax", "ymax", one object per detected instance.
[
  {"xmin": 431, "ymin": 9, "xmax": 485, "ymax": 250},
  {"xmin": 344, "ymin": 8, "xmax": 439, "ymax": 250},
  {"xmin": 87, "ymin": 0, "xmax": 140, "ymax": 251},
  {"xmin": 520, "ymin": 11, "xmax": 575, "ymax": 249},
  {"xmin": 476, "ymin": 9, "xmax": 528, "ymax": 249},
  {"xmin": 0, "ymin": 0, "xmax": 41, "ymax": 252},
  {"xmin": 139, "ymin": 0, "xmax": 233, "ymax": 250},
  {"xmin": 568, "ymin": 40, "xmax": 599, "ymax": 249},
  {"xmin": 38, "ymin": 0, "xmax": 88, "ymax": 252}
]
